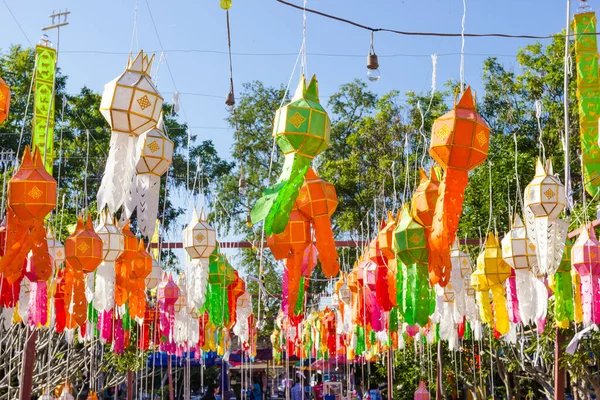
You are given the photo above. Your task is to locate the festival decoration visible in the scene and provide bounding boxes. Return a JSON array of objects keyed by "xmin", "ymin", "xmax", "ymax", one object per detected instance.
[
  {"xmin": 414, "ymin": 381, "xmax": 431, "ymax": 400},
  {"xmin": 98, "ymin": 51, "xmax": 163, "ymax": 215},
  {"xmin": 428, "ymin": 87, "xmax": 490, "ymax": 286},
  {"xmin": 571, "ymin": 224, "xmax": 600, "ymax": 325},
  {"xmin": 554, "ymin": 239, "xmax": 574, "ymax": 328},
  {"xmin": 472, "ymin": 232, "xmax": 511, "ymax": 335},
  {"xmin": 524, "ymin": 158, "xmax": 568, "ymax": 277},
  {"xmin": 411, "ymin": 167, "xmax": 440, "ymax": 230},
  {"xmin": 394, "ymin": 206, "xmax": 433, "ymax": 327},
  {"xmin": 124, "ymin": 122, "xmax": 173, "ymax": 236},
  {"xmin": 0, "ymin": 147, "xmax": 56, "ymax": 289},
  {"xmin": 33, "ymin": 43, "xmax": 57, "ymax": 173},
  {"xmin": 0, "ymin": 76, "xmax": 11, "ymax": 123},
  {"xmin": 93, "ymin": 210, "xmax": 124, "ymax": 313},
  {"xmin": 573, "ymin": 11, "xmax": 600, "ymax": 195},
  {"xmin": 251, "ymin": 75, "xmax": 330, "ymax": 235},
  {"xmin": 295, "ymin": 167, "xmax": 339, "ymax": 277},
  {"xmin": 158, "ymin": 273, "xmax": 179, "ymax": 353}
]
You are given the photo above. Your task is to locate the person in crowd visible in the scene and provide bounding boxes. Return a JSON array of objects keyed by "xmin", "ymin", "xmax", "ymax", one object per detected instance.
[
  {"xmin": 291, "ymin": 376, "xmax": 304, "ymax": 400},
  {"xmin": 312, "ymin": 374, "xmax": 324, "ymax": 400},
  {"xmin": 253, "ymin": 377, "xmax": 262, "ymax": 400}
]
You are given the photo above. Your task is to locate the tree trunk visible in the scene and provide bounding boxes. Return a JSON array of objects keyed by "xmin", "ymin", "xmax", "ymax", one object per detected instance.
[
  {"xmin": 19, "ymin": 329, "xmax": 37, "ymax": 400},
  {"xmin": 555, "ymin": 328, "xmax": 565, "ymax": 400}
]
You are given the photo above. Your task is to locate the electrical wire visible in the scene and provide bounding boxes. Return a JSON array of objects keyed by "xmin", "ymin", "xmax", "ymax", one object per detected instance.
[{"xmin": 276, "ymin": 0, "xmax": 597, "ymax": 40}]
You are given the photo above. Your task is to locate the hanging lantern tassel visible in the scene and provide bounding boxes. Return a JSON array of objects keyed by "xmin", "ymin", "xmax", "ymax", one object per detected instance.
[
  {"xmin": 572, "ymin": 225, "xmax": 600, "ymax": 325},
  {"xmin": 553, "ymin": 239, "xmax": 574, "ymax": 328},
  {"xmin": 428, "ymin": 87, "xmax": 490, "ymax": 287},
  {"xmin": 505, "ymin": 270, "xmax": 521, "ymax": 324}
]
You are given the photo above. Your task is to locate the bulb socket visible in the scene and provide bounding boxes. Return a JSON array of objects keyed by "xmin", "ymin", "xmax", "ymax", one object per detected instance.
[{"xmin": 367, "ymin": 53, "xmax": 379, "ymax": 70}]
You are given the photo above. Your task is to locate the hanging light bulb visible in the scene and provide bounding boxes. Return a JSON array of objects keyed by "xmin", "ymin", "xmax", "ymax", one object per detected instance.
[
  {"xmin": 366, "ymin": 32, "xmax": 380, "ymax": 82},
  {"xmin": 225, "ymin": 89, "xmax": 235, "ymax": 112}
]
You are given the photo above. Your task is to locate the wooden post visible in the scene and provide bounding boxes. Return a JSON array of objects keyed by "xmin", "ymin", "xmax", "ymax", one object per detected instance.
[
  {"xmin": 387, "ymin": 348, "xmax": 393, "ymax": 400},
  {"xmin": 436, "ymin": 340, "xmax": 443, "ymax": 400},
  {"xmin": 19, "ymin": 329, "xmax": 38, "ymax": 400},
  {"xmin": 555, "ymin": 328, "xmax": 565, "ymax": 400},
  {"xmin": 168, "ymin": 355, "xmax": 175, "ymax": 400},
  {"xmin": 127, "ymin": 370, "xmax": 133, "ymax": 400}
]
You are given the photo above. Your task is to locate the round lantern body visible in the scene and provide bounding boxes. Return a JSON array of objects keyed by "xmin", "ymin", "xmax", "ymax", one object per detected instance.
[
  {"xmin": 501, "ymin": 214, "xmax": 537, "ymax": 271},
  {"xmin": 95, "ymin": 210, "xmax": 124, "ymax": 262},
  {"xmin": 450, "ymin": 238, "xmax": 472, "ymax": 278},
  {"xmin": 411, "ymin": 167, "xmax": 440, "ymax": 229},
  {"xmin": 295, "ymin": 168, "xmax": 338, "ymax": 218},
  {"xmin": 8, "ymin": 146, "xmax": 56, "ymax": 220},
  {"xmin": 266, "ymin": 209, "xmax": 310, "ymax": 260},
  {"xmin": 472, "ymin": 232, "xmax": 511, "ymax": 290},
  {"xmin": 65, "ymin": 214, "xmax": 103, "ymax": 273},
  {"xmin": 273, "ymin": 75, "xmax": 330, "ymax": 159},
  {"xmin": 47, "ymin": 228, "xmax": 65, "ymax": 269},
  {"xmin": 131, "ymin": 239, "xmax": 152, "ymax": 280},
  {"xmin": 524, "ymin": 159, "xmax": 565, "ymax": 219},
  {"xmin": 135, "ymin": 126, "xmax": 173, "ymax": 176},
  {"xmin": 183, "ymin": 209, "xmax": 217, "ymax": 259},
  {"xmin": 429, "ymin": 87, "xmax": 489, "ymax": 172},
  {"xmin": 99, "ymin": 51, "xmax": 163, "ymax": 135},
  {"xmin": 393, "ymin": 205, "xmax": 428, "ymax": 265},
  {"xmin": 208, "ymin": 251, "xmax": 236, "ymax": 287},
  {"xmin": 414, "ymin": 381, "xmax": 431, "ymax": 400},
  {"xmin": 0, "ymin": 76, "xmax": 11, "ymax": 123},
  {"xmin": 572, "ymin": 225, "xmax": 600, "ymax": 276},
  {"xmin": 377, "ymin": 212, "xmax": 397, "ymax": 260},
  {"xmin": 339, "ymin": 282, "xmax": 352, "ymax": 304},
  {"xmin": 118, "ymin": 222, "xmax": 138, "ymax": 262},
  {"xmin": 157, "ymin": 274, "xmax": 179, "ymax": 306},
  {"xmin": 146, "ymin": 259, "xmax": 162, "ymax": 289}
]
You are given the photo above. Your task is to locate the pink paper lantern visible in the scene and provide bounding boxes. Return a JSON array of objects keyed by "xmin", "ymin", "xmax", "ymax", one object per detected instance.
[
  {"xmin": 572, "ymin": 224, "xmax": 600, "ymax": 325},
  {"xmin": 414, "ymin": 381, "xmax": 430, "ymax": 400}
]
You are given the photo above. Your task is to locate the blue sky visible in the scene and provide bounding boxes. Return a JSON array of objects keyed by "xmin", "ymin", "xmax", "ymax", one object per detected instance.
[{"xmin": 0, "ymin": 0, "xmax": 580, "ymax": 160}]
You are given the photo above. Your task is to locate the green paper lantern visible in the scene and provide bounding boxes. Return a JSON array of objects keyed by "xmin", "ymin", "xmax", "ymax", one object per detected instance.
[
  {"xmin": 400, "ymin": 262, "xmax": 433, "ymax": 327},
  {"xmin": 393, "ymin": 205, "xmax": 428, "ymax": 265},
  {"xmin": 208, "ymin": 246, "xmax": 235, "ymax": 287}
]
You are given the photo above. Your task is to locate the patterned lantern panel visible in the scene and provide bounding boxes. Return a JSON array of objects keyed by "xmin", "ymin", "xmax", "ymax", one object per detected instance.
[
  {"xmin": 411, "ymin": 168, "xmax": 440, "ymax": 229},
  {"xmin": 0, "ymin": 76, "xmax": 11, "ymax": 124},
  {"xmin": 95, "ymin": 210, "xmax": 124, "ymax": 262},
  {"xmin": 183, "ymin": 209, "xmax": 217, "ymax": 259},
  {"xmin": 135, "ymin": 126, "xmax": 174, "ymax": 176},
  {"xmin": 501, "ymin": 214, "xmax": 537, "ymax": 271},
  {"xmin": 65, "ymin": 214, "xmax": 103, "ymax": 273},
  {"xmin": 393, "ymin": 205, "xmax": 428, "ymax": 266},
  {"xmin": 572, "ymin": 225, "xmax": 600, "ymax": 325},
  {"xmin": 99, "ymin": 51, "xmax": 163, "ymax": 135},
  {"xmin": 524, "ymin": 159, "xmax": 565, "ymax": 218},
  {"xmin": 8, "ymin": 146, "xmax": 56, "ymax": 220},
  {"xmin": 157, "ymin": 274, "xmax": 179, "ymax": 306},
  {"xmin": 131, "ymin": 239, "xmax": 152, "ymax": 280},
  {"xmin": 266, "ymin": 209, "xmax": 311, "ymax": 261},
  {"xmin": 295, "ymin": 167, "xmax": 337, "ymax": 218},
  {"xmin": 273, "ymin": 75, "xmax": 330, "ymax": 159}
]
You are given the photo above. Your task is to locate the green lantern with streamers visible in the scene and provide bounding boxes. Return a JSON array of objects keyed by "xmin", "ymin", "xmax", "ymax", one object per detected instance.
[
  {"xmin": 554, "ymin": 239, "xmax": 574, "ymax": 327},
  {"xmin": 251, "ymin": 75, "xmax": 330, "ymax": 235},
  {"xmin": 393, "ymin": 205, "xmax": 428, "ymax": 266}
]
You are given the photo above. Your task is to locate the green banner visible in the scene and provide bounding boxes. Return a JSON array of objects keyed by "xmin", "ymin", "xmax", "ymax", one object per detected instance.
[
  {"xmin": 32, "ymin": 45, "xmax": 56, "ymax": 174},
  {"xmin": 574, "ymin": 12, "xmax": 600, "ymax": 196}
]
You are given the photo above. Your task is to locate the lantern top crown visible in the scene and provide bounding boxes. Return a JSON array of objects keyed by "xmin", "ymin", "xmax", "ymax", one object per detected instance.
[
  {"xmin": 456, "ymin": 86, "xmax": 475, "ymax": 109},
  {"xmin": 292, "ymin": 74, "xmax": 320, "ymax": 104},
  {"xmin": 512, "ymin": 213, "xmax": 525, "ymax": 229},
  {"xmin": 127, "ymin": 51, "xmax": 155, "ymax": 76}
]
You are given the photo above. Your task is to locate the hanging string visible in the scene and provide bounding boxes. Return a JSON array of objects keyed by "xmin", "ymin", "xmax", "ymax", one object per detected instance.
[
  {"xmin": 301, "ymin": 0, "xmax": 308, "ymax": 75},
  {"xmin": 459, "ymin": 0, "xmax": 467, "ymax": 94},
  {"xmin": 83, "ymin": 129, "xmax": 90, "ymax": 212},
  {"xmin": 534, "ymin": 100, "xmax": 546, "ymax": 161},
  {"xmin": 563, "ymin": 0, "xmax": 573, "ymax": 214},
  {"xmin": 512, "ymin": 131, "xmax": 524, "ymax": 217},
  {"xmin": 16, "ymin": 57, "xmax": 37, "ymax": 165},
  {"xmin": 485, "ymin": 160, "xmax": 493, "ymax": 235},
  {"xmin": 129, "ymin": 0, "xmax": 140, "ymax": 55}
]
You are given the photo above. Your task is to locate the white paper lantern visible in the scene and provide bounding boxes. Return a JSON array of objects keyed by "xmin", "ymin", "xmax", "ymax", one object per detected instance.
[
  {"xmin": 183, "ymin": 209, "xmax": 217, "ymax": 259},
  {"xmin": 135, "ymin": 126, "xmax": 173, "ymax": 177},
  {"xmin": 47, "ymin": 228, "xmax": 65, "ymax": 269},
  {"xmin": 95, "ymin": 210, "xmax": 125, "ymax": 262},
  {"xmin": 99, "ymin": 51, "xmax": 163, "ymax": 135},
  {"xmin": 146, "ymin": 258, "xmax": 162, "ymax": 290}
]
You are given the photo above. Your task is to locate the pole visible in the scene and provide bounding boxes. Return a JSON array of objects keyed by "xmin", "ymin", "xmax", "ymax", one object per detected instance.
[
  {"xmin": 19, "ymin": 329, "xmax": 38, "ymax": 400},
  {"xmin": 127, "ymin": 370, "xmax": 133, "ymax": 400},
  {"xmin": 436, "ymin": 340, "xmax": 443, "ymax": 400},
  {"xmin": 387, "ymin": 348, "xmax": 393, "ymax": 400},
  {"xmin": 555, "ymin": 329, "xmax": 566, "ymax": 400},
  {"xmin": 168, "ymin": 355, "xmax": 175, "ymax": 400}
]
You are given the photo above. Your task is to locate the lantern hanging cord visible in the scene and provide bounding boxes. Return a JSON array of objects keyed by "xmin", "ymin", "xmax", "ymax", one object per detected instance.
[
  {"xmin": 16, "ymin": 57, "xmax": 37, "ymax": 165},
  {"xmin": 535, "ymin": 100, "xmax": 546, "ymax": 161},
  {"xmin": 276, "ymin": 0, "xmax": 599, "ymax": 39},
  {"xmin": 301, "ymin": 0, "xmax": 308, "ymax": 75},
  {"xmin": 460, "ymin": 0, "xmax": 467, "ymax": 94},
  {"xmin": 129, "ymin": 0, "xmax": 140, "ymax": 55},
  {"xmin": 226, "ymin": 9, "xmax": 235, "ymax": 95}
]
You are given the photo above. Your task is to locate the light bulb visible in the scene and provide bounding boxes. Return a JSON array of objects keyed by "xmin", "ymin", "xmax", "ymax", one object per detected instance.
[{"xmin": 367, "ymin": 68, "xmax": 380, "ymax": 82}]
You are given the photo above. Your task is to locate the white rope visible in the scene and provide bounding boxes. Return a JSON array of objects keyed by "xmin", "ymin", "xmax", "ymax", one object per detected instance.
[{"xmin": 459, "ymin": 0, "xmax": 467, "ymax": 94}]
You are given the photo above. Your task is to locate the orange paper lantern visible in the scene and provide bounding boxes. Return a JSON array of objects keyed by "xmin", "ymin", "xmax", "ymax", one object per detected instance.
[
  {"xmin": 65, "ymin": 214, "xmax": 103, "ymax": 273},
  {"xmin": 411, "ymin": 168, "xmax": 440, "ymax": 230},
  {"xmin": 0, "ymin": 76, "xmax": 10, "ymax": 124},
  {"xmin": 428, "ymin": 87, "xmax": 489, "ymax": 286}
]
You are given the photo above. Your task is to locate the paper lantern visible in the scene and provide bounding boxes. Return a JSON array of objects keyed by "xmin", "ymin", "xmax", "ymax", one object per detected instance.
[
  {"xmin": 183, "ymin": 208, "xmax": 217, "ymax": 259},
  {"xmin": 414, "ymin": 381, "xmax": 430, "ymax": 400},
  {"xmin": 411, "ymin": 168, "xmax": 440, "ymax": 229},
  {"xmin": 146, "ymin": 258, "xmax": 162, "ymax": 289},
  {"xmin": 8, "ymin": 146, "xmax": 56, "ymax": 220},
  {"xmin": 378, "ymin": 212, "xmax": 397, "ymax": 260},
  {"xmin": 47, "ymin": 228, "xmax": 65, "ymax": 269},
  {"xmin": 251, "ymin": 74, "xmax": 330, "ymax": 235},
  {"xmin": 398, "ymin": 261, "xmax": 433, "ymax": 327},
  {"xmin": 428, "ymin": 87, "xmax": 489, "ymax": 286},
  {"xmin": 65, "ymin": 214, "xmax": 103, "ymax": 273},
  {"xmin": 524, "ymin": 158, "xmax": 568, "ymax": 276},
  {"xmin": 208, "ymin": 249, "xmax": 236, "ymax": 287},
  {"xmin": 96, "ymin": 210, "xmax": 124, "ymax": 262},
  {"xmin": 267, "ymin": 209, "xmax": 310, "ymax": 261},
  {"xmin": 135, "ymin": 126, "xmax": 173, "ymax": 176},
  {"xmin": 295, "ymin": 168, "xmax": 339, "ymax": 277},
  {"xmin": 573, "ymin": 11, "xmax": 600, "ymax": 196},
  {"xmin": 571, "ymin": 225, "xmax": 600, "ymax": 325},
  {"xmin": 174, "ymin": 274, "xmax": 188, "ymax": 313},
  {"xmin": 472, "ymin": 233, "xmax": 510, "ymax": 334},
  {"xmin": 97, "ymin": 51, "xmax": 163, "ymax": 216},
  {"xmin": 393, "ymin": 205, "xmax": 428, "ymax": 266},
  {"xmin": 501, "ymin": 214, "xmax": 539, "ymax": 325},
  {"xmin": 0, "ymin": 76, "xmax": 11, "ymax": 123}
]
